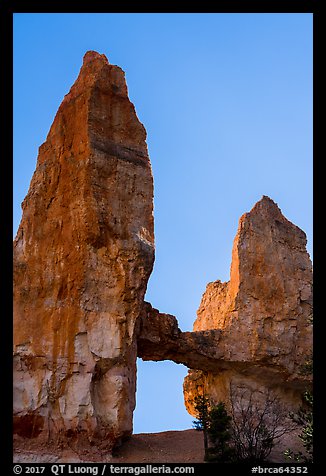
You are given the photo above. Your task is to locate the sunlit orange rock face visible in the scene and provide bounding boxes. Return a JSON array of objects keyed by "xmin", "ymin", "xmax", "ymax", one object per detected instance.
[
  {"xmin": 13, "ymin": 51, "xmax": 154, "ymax": 448},
  {"xmin": 183, "ymin": 196, "xmax": 313, "ymax": 416}
]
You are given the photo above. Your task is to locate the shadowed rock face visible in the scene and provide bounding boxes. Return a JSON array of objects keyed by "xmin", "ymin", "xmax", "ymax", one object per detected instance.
[
  {"xmin": 137, "ymin": 302, "xmax": 225, "ymax": 370},
  {"xmin": 13, "ymin": 51, "xmax": 154, "ymax": 447}
]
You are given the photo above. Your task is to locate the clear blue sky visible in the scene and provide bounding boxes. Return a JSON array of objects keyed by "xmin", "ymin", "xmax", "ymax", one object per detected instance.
[{"xmin": 13, "ymin": 13, "xmax": 313, "ymax": 434}]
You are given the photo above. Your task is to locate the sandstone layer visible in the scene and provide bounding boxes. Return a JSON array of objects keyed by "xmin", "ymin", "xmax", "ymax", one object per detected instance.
[
  {"xmin": 13, "ymin": 51, "xmax": 154, "ymax": 448},
  {"xmin": 183, "ymin": 196, "xmax": 312, "ymax": 417}
]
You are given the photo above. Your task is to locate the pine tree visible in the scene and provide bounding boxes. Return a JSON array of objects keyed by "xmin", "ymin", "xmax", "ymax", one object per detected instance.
[
  {"xmin": 207, "ymin": 402, "xmax": 234, "ymax": 462},
  {"xmin": 193, "ymin": 396, "xmax": 234, "ymax": 462},
  {"xmin": 192, "ymin": 394, "xmax": 210, "ymax": 459}
]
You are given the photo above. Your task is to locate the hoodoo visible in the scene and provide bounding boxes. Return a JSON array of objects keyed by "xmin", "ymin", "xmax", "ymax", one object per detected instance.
[
  {"xmin": 183, "ymin": 196, "xmax": 312, "ymax": 419},
  {"xmin": 13, "ymin": 51, "xmax": 155, "ymax": 448}
]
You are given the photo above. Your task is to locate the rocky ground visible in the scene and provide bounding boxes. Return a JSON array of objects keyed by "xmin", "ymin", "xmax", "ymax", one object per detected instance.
[{"xmin": 13, "ymin": 429, "xmax": 299, "ymax": 464}]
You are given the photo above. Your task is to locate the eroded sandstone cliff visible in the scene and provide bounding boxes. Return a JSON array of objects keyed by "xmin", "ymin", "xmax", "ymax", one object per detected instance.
[{"xmin": 13, "ymin": 51, "xmax": 154, "ymax": 448}]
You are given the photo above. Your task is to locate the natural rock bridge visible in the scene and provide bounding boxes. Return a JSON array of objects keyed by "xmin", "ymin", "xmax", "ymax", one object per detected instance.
[{"xmin": 13, "ymin": 51, "xmax": 312, "ymax": 451}]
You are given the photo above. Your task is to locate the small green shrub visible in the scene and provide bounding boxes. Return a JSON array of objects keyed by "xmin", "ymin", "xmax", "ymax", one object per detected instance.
[{"xmin": 285, "ymin": 391, "xmax": 313, "ymax": 463}]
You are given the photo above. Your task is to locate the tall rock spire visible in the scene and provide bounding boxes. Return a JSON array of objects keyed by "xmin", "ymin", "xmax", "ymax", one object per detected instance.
[
  {"xmin": 184, "ymin": 195, "xmax": 312, "ymax": 419},
  {"xmin": 193, "ymin": 195, "xmax": 312, "ymax": 369},
  {"xmin": 13, "ymin": 51, "xmax": 154, "ymax": 448}
]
